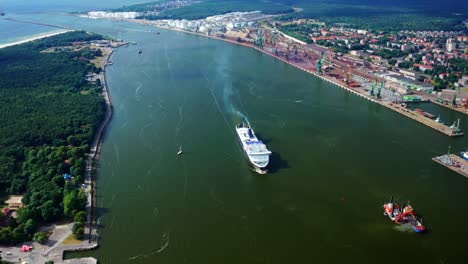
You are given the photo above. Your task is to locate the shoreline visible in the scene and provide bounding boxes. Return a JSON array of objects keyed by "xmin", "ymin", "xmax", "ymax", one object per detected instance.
[
  {"xmin": 0, "ymin": 29, "xmax": 73, "ymax": 49},
  {"xmin": 59, "ymin": 44, "xmax": 119, "ymax": 262},
  {"xmin": 86, "ymin": 46, "xmax": 115, "ymax": 242},
  {"xmin": 43, "ymin": 42, "xmax": 119, "ymax": 264},
  {"xmin": 0, "ymin": 33, "xmax": 119, "ymax": 264},
  {"xmin": 129, "ymin": 20, "xmax": 463, "ymax": 137},
  {"xmin": 430, "ymin": 99, "xmax": 468, "ymax": 115},
  {"xmin": 48, "ymin": 41, "xmax": 126, "ymax": 263}
]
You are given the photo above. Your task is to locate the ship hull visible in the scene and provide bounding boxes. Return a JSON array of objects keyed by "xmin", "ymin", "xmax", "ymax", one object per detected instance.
[
  {"xmin": 235, "ymin": 123, "xmax": 271, "ymax": 169},
  {"xmin": 236, "ymin": 134, "xmax": 269, "ymax": 169},
  {"xmin": 461, "ymin": 152, "xmax": 468, "ymax": 160}
]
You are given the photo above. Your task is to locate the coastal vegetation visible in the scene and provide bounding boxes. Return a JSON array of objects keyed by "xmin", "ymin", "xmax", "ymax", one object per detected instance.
[
  {"xmin": 277, "ymin": 23, "xmax": 319, "ymax": 44},
  {"xmin": 119, "ymin": 0, "xmax": 467, "ymax": 31},
  {"xmin": 134, "ymin": 0, "xmax": 294, "ymax": 20},
  {"xmin": 0, "ymin": 31, "xmax": 106, "ymax": 244},
  {"xmin": 277, "ymin": 1, "xmax": 466, "ymax": 31}
]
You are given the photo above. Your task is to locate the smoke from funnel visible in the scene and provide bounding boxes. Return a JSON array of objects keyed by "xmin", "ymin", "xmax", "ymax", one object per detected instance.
[{"xmin": 218, "ymin": 56, "xmax": 250, "ymax": 125}]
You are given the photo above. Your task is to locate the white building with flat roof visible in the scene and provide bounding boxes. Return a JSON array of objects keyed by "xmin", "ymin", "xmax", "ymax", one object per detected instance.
[{"xmin": 87, "ymin": 11, "xmax": 141, "ymax": 19}]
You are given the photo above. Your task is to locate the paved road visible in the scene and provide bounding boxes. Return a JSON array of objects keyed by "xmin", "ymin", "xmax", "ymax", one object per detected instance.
[{"xmin": 0, "ymin": 223, "xmax": 96, "ymax": 263}]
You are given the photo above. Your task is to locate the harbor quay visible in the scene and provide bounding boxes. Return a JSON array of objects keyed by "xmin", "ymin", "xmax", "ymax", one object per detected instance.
[
  {"xmin": 76, "ymin": 12, "xmax": 467, "ymax": 137},
  {"xmin": 433, "ymin": 154, "xmax": 468, "ymax": 178},
  {"xmin": 134, "ymin": 21, "xmax": 464, "ymax": 137}
]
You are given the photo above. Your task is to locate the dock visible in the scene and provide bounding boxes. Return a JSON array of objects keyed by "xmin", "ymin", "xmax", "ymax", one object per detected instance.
[
  {"xmin": 430, "ymin": 99, "xmax": 468, "ymax": 115},
  {"xmin": 142, "ymin": 24, "xmax": 463, "ymax": 137},
  {"xmin": 250, "ymin": 48, "xmax": 464, "ymax": 137},
  {"xmin": 100, "ymin": 18, "xmax": 465, "ymax": 138},
  {"xmin": 384, "ymin": 103, "xmax": 463, "ymax": 137},
  {"xmin": 432, "ymin": 154, "xmax": 468, "ymax": 178}
]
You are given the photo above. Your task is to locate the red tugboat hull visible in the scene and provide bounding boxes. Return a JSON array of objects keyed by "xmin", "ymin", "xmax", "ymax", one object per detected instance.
[{"xmin": 383, "ymin": 197, "xmax": 426, "ymax": 233}]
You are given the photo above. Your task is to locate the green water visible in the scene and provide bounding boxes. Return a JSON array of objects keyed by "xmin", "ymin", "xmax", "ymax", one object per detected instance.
[{"xmin": 8, "ymin": 14, "xmax": 468, "ymax": 264}]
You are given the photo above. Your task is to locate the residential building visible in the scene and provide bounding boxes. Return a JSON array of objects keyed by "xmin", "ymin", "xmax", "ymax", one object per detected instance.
[
  {"xmin": 446, "ymin": 38, "xmax": 455, "ymax": 52},
  {"xmin": 5, "ymin": 195, "xmax": 23, "ymax": 211}
]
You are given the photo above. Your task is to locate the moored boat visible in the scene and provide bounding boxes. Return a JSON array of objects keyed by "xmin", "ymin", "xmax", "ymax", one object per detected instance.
[{"xmin": 460, "ymin": 151, "xmax": 468, "ymax": 160}]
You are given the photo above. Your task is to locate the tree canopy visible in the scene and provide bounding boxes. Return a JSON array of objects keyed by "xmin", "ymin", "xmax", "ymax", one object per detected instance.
[{"xmin": 0, "ymin": 31, "xmax": 105, "ymax": 244}]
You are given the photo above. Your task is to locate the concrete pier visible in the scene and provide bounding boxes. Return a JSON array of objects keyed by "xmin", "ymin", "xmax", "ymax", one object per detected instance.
[{"xmin": 433, "ymin": 154, "xmax": 468, "ymax": 178}]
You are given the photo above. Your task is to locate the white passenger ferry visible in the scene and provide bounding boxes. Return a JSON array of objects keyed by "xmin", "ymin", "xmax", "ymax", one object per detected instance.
[{"xmin": 236, "ymin": 122, "xmax": 271, "ymax": 169}]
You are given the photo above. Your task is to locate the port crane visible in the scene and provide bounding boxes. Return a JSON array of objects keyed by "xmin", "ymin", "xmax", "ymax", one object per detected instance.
[
  {"xmin": 317, "ymin": 57, "xmax": 325, "ymax": 75},
  {"xmin": 377, "ymin": 81, "xmax": 384, "ymax": 99},
  {"xmin": 344, "ymin": 71, "xmax": 351, "ymax": 84},
  {"xmin": 316, "ymin": 54, "xmax": 332, "ymax": 75},
  {"xmin": 368, "ymin": 80, "xmax": 384, "ymax": 98},
  {"xmin": 342, "ymin": 64, "xmax": 354, "ymax": 85},
  {"xmin": 369, "ymin": 80, "xmax": 376, "ymax": 96},
  {"xmin": 270, "ymin": 31, "xmax": 278, "ymax": 48},
  {"xmin": 449, "ymin": 119, "xmax": 461, "ymax": 132},
  {"xmin": 253, "ymin": 30, "xmax": 264, "ymax": 49}
]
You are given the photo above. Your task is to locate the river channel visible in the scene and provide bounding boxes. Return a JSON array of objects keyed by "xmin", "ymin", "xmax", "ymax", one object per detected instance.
[{"xmin": 4, "ymin": 13, "xmax": 468, "ymax": 263}]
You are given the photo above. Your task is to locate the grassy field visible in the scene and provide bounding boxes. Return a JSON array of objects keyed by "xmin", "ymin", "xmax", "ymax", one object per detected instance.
[{"xmin": 62, "ymin": 234, "xmax": 82, "ymax": 245}]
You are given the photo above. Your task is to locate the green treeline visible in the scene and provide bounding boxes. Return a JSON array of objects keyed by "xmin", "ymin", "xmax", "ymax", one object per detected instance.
[
  {"xmin": 0, "ymin": 31, "xmax": 106, "ymax": 244},
  {"xmin": 118, "ymin": 0, "xmax": 466, "ymax": 31},
  {"xmin": 317, "ymin": 14, "xmax": 465, "ymax": 32},
  {"xmin": 128, "ymin": 0, "xmax": 294, "ymax": 20},
  {"xmin": 277, "ymin": 24, "xmax": 320, "ymax": 44},
  {"xmin": 277, "ymin": 2, "xmax": 466, "ymax": 31},
  {"xmin": 270, "ymin": 1, "xmax": 466, "ymax": 31}
]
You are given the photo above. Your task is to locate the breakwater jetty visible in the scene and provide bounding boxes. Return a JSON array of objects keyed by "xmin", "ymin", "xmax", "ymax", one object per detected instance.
[{"xmin": 3, "ymin": 17, "xmax": 72, "ymax": 30}]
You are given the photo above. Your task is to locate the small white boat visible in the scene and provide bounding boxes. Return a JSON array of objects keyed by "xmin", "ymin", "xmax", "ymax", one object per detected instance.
[
  {"xmin": 460, "ymin": 151, "xmax": 468, "ymax": 160},
  {"xmin": 177, "ymin": 146, "xmax": 183, "ymax": 155}
]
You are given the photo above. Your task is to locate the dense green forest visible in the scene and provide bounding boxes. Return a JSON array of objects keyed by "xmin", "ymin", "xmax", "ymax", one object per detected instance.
[
  {"xmin": 277, "ymin": 23, "xmax": 319, "ymax": 44},
  {"xmin": 277, "ymin": 2, "xmax": 466, "ymax": 31},
  {"xmin": 0, "ymin": 31, "xmax": 106, "ymax": 244},
  {"xmin": 117, "ymin": 0, "xmax": 467, "ymax": 31},
  {"xmin": 134, "ymin": 0, "xmax": 294, "ymax": 20}
]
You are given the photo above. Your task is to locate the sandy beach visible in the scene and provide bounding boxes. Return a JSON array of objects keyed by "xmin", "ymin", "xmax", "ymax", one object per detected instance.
[{"xmin": 0, "ymin": 29, "xmax": 74, "ymax": 49}]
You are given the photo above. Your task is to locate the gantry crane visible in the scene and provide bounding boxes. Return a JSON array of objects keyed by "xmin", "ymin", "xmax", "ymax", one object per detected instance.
[
  {"xmin": 254, "ymin": 30, "xmax": 264, "ymax": 49},
  {"xmin": 369, "ymin": 80, "xmax": 376, "ymax": 96},
  {"xmin": 377, "ymin": 81, "xmax": 384, "ymax": 99},
  {"xmin": 317, "ymin": 56, "xmax": 326, "ymax": 75}
]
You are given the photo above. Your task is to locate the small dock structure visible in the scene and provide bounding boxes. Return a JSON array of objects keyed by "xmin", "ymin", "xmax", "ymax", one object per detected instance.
[{"xmin": 433, "ymin": 154, "xmax": 468, "ymax": 178}]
